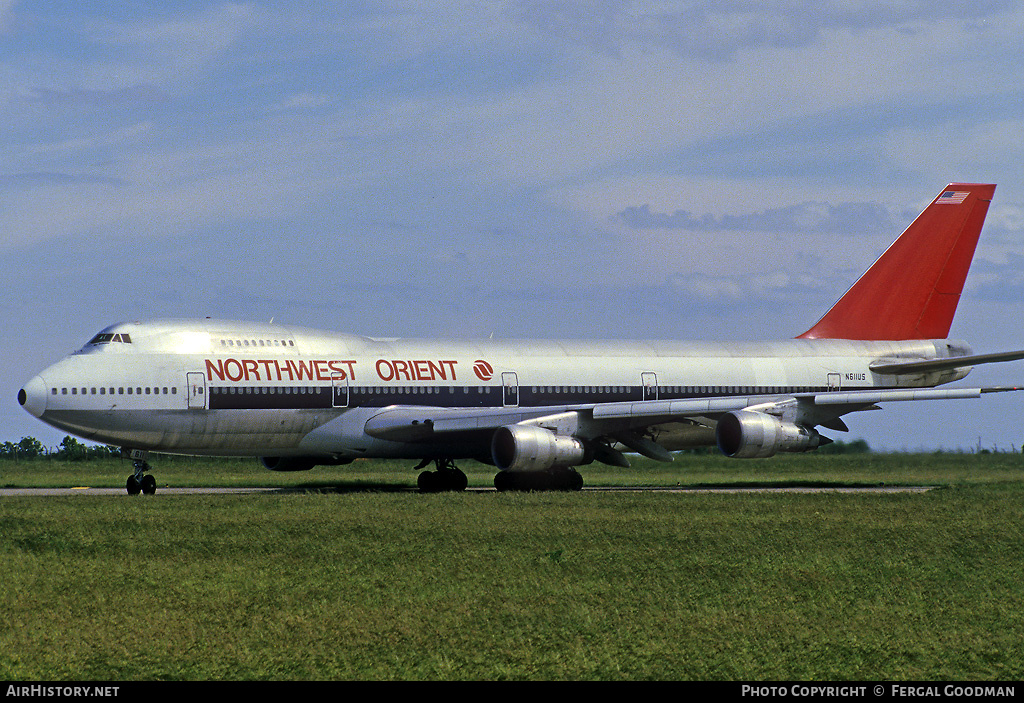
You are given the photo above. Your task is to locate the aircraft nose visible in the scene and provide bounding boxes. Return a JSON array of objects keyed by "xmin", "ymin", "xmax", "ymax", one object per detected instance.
[{"xmin": 18, "ymin": 375, "xmax": 47, "ymax": 418}]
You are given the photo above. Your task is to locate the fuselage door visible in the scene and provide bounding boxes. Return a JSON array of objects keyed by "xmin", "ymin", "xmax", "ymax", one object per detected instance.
[
  {"xmin": 332, "ymin": 374, "xmax": 349, "ymax": 408},
  {"xmin": 828, "ymin": 373, "xmax": 841, "ymax": 392},
  {"xmin": 502, "ymin": 372, "xmax": 519, "ymax": 407},
  {"xmin": 187, "ymin": 372, "xmax": 207, "ymax": 410},
  {"xmin": 642, "ymin": 372, "xmax": 658, "ymax": 401}
]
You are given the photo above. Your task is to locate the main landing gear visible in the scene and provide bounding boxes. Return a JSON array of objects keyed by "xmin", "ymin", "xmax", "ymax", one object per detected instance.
[
  {"xmin": 413, "ymin": 459, "xmax": 586, "ymax": 492},
  {"xmin": 416, "ymin": 458, "xmax": 469, "ymax": 493},
  {"xmin": 125, "ymin": 456, "xmax": 157, "ymax": 495}
]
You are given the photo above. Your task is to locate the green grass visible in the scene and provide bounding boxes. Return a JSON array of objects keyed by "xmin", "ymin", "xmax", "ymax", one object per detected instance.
[
  {"xmin": 3, "ymin": 450, "xmax": 1023, "ymax": 490},
  {"xmin": 1, "ymin": 453, "xmax": 1022, "ymax": 680}
]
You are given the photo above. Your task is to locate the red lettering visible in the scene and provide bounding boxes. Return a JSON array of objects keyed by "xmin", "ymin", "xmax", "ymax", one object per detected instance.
[
  {"xmin": 242, "ymin": 359, "xmax": 260, "ymax": 381},
  {"xmin": 442, "ymin": 360, "xmax": 458, "ymax": 380},
  {"xmin": 373, "ymin": 359, "xmax": 457, "ymax": 383},
  {"xmin": 414, "ymin": 360, "xmax": 431, "ymax": 380},
  {"xmin": 206, "ymin": 359, "xmax": 225, "ymax": 381},
  {"xmin": 342, "ymin": 360, "xmax": 357, "ymax": 380},
  {"xmin": 295, "ymin": 360, "xmax": 316, "ymax": 381},
  {"xmin": 259, "ymin": 359, "xmax": 276, "ymax": 380},
  {"xmin": 282, "ymin": 360, "xmax": 296, "ymax": 381},
  {"xmin": 427, "ymin": 359, "xmax": 458, "ymax": 381},
  {"xmin": 224, "ymin": 358, "xmax": 244, "ymax": 382},
  {"xmin": 328, "ymin": 360, "xmax": 358, "ymax": 381},
  {"xmin": 314, "ymin": 360, "xmax": 330, "ymax": 381},
  {"xmin": 208, "ymin": 357, "xmax": 358, "ymax": 383}
]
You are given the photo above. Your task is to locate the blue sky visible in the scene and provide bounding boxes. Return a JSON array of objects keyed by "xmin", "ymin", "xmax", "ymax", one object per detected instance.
[{"xmin": 4, "ymin": 1, "xmax": 1024, "ymax": 452}]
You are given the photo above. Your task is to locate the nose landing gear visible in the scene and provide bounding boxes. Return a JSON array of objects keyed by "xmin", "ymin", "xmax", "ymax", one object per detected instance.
[{"xmin": 125, "ymin": 453, "xmax": 157, "ymax": 495}]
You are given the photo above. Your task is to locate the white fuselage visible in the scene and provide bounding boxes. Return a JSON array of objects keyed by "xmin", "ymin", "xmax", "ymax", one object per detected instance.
[{"xmin": 20, "ymin": 319, "xmax": 969, "ymax": 460}]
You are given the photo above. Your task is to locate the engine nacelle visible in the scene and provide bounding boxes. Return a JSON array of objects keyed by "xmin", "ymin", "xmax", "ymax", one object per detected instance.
[
  {"xmin": 259, "ymin": 456, "xmax": 316, "ymax": 472},
  {"xmin": 716, "ymin": 410, "xmax": 823, "ymax": 459},
  {"xmin": 491, "ymin": 424, "xmax": 588, "ymax": 473}
]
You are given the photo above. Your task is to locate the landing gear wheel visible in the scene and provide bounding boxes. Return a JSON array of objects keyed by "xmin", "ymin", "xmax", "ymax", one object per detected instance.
[
  {"xmin": 416, "ymin": 459, "xmax": 468, "ymax": 493},
  {"xmin": 447, "ymin": 468, "xmax": 469, "ymax": 492},
  {"xmin": 552, "ymin": 467, "xmax": 584, "ymax": 491},
  {"xmin": 494, "ymin": 471, "xmax": 514, "ymax": 492},
  {"xmin": 126, "ymin": 476, "xmax": 142, "ymax": 495},
  {"xmin": 141, "ymin": 474, "xmax": 157, "ymax": 495},
  {"xmin": 418, "ymin": 470, "xmax": 438, "ymax": 493}
]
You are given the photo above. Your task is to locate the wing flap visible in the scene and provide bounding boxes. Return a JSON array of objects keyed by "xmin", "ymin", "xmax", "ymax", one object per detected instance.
[{"xmin": 591, "ymin": 396, "xmax": 758, "ymax": 421}]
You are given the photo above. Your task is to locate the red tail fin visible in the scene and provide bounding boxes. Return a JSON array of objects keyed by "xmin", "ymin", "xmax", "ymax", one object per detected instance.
[{"xmin": 798, "ymin": 183, "xmax": 996, "ymax": 340}]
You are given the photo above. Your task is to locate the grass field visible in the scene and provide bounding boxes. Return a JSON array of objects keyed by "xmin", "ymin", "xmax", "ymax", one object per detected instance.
[{"xmin": 1, "ymin": 453, "xmax": 1022, "ymax": 680}]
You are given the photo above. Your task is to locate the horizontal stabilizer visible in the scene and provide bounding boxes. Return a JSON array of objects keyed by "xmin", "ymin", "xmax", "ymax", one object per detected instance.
[{"xmin": 869, "ymin": 349, "xmax": 1024, "ymax": 375}]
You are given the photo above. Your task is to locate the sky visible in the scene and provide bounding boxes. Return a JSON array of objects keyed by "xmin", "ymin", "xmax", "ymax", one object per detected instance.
[{"xmin": 3, "ymin": 1, "xmax": 1024, "ymax": 453}]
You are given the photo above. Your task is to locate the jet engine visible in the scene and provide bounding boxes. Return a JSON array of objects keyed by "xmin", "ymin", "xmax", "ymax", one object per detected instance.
[
  {"xmin": 715, "ymin": 410, "xmax": 823, "ymax": 459},
  {"xmin": 491, "ymin": 424, "xmax": 588, "ymax": 472}
]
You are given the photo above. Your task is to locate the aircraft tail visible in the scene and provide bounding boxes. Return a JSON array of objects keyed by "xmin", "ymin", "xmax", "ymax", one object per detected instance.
[{"xmin": 798, "ymin": 183, "xmax": 996, "ymax": 340}]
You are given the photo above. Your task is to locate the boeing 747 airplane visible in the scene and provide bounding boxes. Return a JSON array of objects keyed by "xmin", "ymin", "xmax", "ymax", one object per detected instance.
[{"xmin": 18, "ymin": 183, "xmax": 1024, "ymax": 493}]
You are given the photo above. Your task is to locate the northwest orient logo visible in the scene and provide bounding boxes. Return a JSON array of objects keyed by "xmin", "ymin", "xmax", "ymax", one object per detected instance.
[{"xmin": 473, "ymin": 360, "xmax": 494, "ymax": 381}]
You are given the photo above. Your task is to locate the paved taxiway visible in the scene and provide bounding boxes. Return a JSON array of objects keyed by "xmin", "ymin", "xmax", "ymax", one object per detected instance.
[{"xmin": 0, "ymin": 485, "xmax": 936, "ymax": 496}]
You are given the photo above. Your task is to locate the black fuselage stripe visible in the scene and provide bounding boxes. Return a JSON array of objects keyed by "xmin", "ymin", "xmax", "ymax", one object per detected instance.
[{"xmin": 206, "ymin": 385, "xmax": 852, "ymax": 410}]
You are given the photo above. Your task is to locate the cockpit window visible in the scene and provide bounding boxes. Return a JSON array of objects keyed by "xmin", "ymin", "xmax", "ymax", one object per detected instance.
[{"xmin": 89, "ymin": 333, "xmax": 132, "ymax": 345}]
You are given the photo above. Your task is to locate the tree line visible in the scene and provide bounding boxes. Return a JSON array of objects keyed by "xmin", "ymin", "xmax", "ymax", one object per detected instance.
[{"xmin": 0, "ymin": 436, "xmax": 121, "ymax": 461}]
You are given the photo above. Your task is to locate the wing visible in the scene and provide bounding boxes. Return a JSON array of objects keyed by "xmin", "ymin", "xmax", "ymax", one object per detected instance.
[{"xmin": 363, "ymin": 385, "xmax": 1021, "ymax": 463}]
